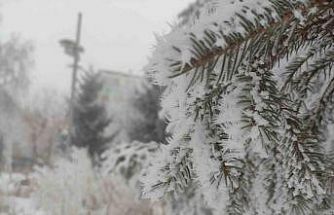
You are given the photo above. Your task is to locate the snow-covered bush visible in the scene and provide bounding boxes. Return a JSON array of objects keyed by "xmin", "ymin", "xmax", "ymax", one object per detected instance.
[
  {"xmin": 31, "ymin": 146, "xmax": 158, "ymax": 215},
  {"xmin": 32, "ymin": 148, "xmax": 106, "ymax": 214},
  {"xmin": 102, "ymin": 141, "xmax": 166, "ymax": 214},
  {"xmin": 102, "ymin": 141, "xmax": 159, "ymax": 188},
  {"xmin": 142, "ymin": 0, "xmax": 334, "ymax": 214}
]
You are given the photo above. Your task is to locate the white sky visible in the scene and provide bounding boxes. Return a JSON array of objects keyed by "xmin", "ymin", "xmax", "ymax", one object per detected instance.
[{"xmin": 1, "ymin": 0, "xmax": 193, "ymax": 94}]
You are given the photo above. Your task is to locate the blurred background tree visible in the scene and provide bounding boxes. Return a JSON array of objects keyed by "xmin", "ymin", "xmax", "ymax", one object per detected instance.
[
  {"xmin": 72, "ymin": 71, "xmax": 116, "ymax": 165},
  {"xmin": 23, "ymin": 89, "xmax": 67, "ymax": 166},
  {"xmin": 0, "ymin": 34, "xmax": 34, "ymax": 171},
  {"xmin": 0, "ymin": 35, "xmax": 33, "ymax": 93},
  {"xmin": 128, "ymin": 83, "xmax": 167, "ymax": 144}
]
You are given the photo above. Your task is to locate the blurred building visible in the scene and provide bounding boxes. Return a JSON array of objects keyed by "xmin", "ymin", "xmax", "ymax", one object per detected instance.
[{"xmin": 98, "ymin": 70, "xmax": 145, "ymax": 143}]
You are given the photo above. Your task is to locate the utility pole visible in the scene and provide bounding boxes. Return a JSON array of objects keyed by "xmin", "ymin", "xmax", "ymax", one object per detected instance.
[
  {"xmin": 69, "ymin": 12, "xmax": 82, "ymax": 144},
  {"xmin": 59, "ymin": 12, "xmax": 83, "ymax": 145}
]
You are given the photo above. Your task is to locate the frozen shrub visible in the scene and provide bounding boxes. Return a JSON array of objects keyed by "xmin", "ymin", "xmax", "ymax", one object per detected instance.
[
  {"xmin": 31, "ymin": 146, "xmax": 161, "ymax": 215},
  {"xmin": 32, "ymin": 148, "xmax": 105, "ymax": 214}
]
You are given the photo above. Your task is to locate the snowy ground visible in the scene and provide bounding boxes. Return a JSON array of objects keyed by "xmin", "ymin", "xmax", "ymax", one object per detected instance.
[
  {"xmin": 0, "ymin": 150, "xmax": 164, "ymax": 215},
  {"xmin": 1, "ymin": 197, "xmax": 44, "ymax": 215},
  {"xmin": 0, "ymin": 172, "xmax": 43, "ymax": 215}
]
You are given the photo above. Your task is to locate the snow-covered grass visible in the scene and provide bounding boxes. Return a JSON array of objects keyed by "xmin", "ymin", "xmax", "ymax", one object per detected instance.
[{"xmin": 0, "ymin": 146, "xmax": 165, "ymax": 215}]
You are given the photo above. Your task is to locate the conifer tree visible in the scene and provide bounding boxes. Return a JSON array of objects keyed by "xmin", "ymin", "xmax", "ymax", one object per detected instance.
[
  {"xmin": 141, "ymin": 0, "xmax": 334, "ymax": 214},
  {"xmin": 128, "ymin": 84, "xmax": 167, "ymax": 143},
  {"xmin": 72, "ymin": 71, "xmax": 114, "ymax": 165}
]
